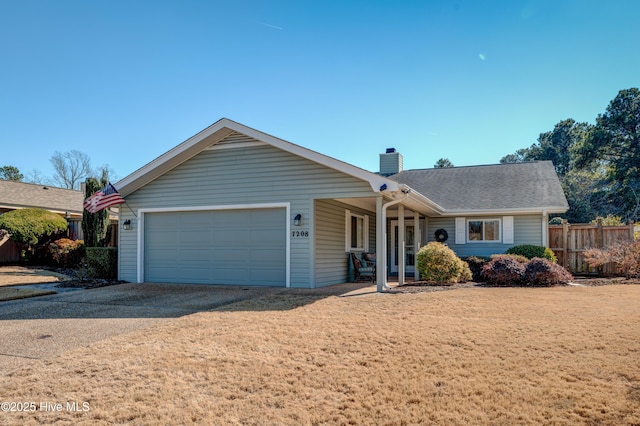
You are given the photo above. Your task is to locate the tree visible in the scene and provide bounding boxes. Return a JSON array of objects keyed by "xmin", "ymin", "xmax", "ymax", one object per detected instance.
[
  {"xmin": 500, "ymin": 148, "xmax": 531, "ymax": 164},
  {"xmin": 0, "ymin": 208, "xmax": 68, "ymax": 260},
  {"xmin": 81, "ymin": 175, "xmax": 110, "ymax": 247},
  {"xmin": 24, "ymin": 169, "xmax": 48, "ymax": 184},
  {"xmin": 0, "ymin": 165, "xmax": 24, "ymax": 181},
  {"xmin": 434, "ymin": 158, "xmax": 454, "ymax": 168},
  {"xmin": 532, "ymin": 119, "xmax": 591, "ymax": 177},
  {"xmin": 574, "ymin": 88, "xmax": 640, "ymax": 221},
  {"xmin": 500, "ymin": 119, "xmax": 591, "ymax": 177},
  {"xmin": 50, "ymin": 150, "xmax": 93, "ymax": 189}
]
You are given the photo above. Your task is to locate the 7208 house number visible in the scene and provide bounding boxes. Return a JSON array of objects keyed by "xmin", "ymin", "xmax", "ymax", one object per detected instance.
[{"xmin": 291, "ymin": 230, "xmax": 309, "ymax": 237}]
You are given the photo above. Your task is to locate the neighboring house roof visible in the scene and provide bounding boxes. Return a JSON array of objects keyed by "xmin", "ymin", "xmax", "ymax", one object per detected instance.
[
  {"xmin": 388, "ymin": 161, "xmax": 569, "ymax": 215},
  {"xmin": 0, "ymin": 180, "xmax": 84, "ymax": 215}
]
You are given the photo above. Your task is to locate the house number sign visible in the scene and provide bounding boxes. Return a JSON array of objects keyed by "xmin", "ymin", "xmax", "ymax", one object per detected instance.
[{"xmin": 291, "ymin": 230, "xmax": 309, "ymax": 237}]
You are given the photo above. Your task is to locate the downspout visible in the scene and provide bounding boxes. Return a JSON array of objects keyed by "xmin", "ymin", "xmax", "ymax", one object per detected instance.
[{"xmin": 378, "ymin": 186, "xmax": 411, "ymax": 292}]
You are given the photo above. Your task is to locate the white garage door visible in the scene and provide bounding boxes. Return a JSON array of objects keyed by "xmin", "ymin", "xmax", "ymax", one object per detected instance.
[{"xmin": 144, "ymin": 208, "xmax": 286, "ymax": 286}]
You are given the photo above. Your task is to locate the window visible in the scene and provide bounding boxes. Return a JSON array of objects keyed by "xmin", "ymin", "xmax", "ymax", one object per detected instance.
[
  {"xmin": 345, "ymin": 210, "xmax": 369, "ymax": 251},
  {"xmin": 468, "ymin": 219, "xmax": 500, "ymax": 242}
]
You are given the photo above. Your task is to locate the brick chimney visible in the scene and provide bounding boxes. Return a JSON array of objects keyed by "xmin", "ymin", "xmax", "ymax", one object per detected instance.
[{"xmin": 379, "ymin": 148, "xmax": 403, "ymax": 176}]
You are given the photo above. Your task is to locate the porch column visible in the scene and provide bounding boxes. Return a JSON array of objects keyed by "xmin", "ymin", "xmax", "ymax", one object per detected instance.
[
  {"xmin": 376, "ymin": 196, "xmax": 385, "ymax": 292},
  {"xmin": 414, "ymin": 211, "xmax": 420, "ymax": 281},
  {"xmin": 542, "ymin": 210, "xmax": 549, "ymax": 247},
  {"xmin": 398, "ymin": 205, "xmax": 405, "ymax": 286}
]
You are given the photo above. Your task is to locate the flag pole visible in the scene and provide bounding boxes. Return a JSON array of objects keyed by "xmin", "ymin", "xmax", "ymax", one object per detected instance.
[{"xmin": 123, "ymin": 200, "xmax": 138, "ymax": 218}]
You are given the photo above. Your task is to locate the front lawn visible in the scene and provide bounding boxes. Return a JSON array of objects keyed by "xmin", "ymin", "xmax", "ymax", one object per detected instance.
[{"xmin": 3, "ymin": 284, "xmax": 640, "ymax": 425}]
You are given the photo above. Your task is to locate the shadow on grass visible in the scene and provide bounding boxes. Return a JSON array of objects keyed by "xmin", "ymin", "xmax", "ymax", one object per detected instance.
[{"xmin": 0, "ymin": 281, "xmax": 380, "ymax": 320}]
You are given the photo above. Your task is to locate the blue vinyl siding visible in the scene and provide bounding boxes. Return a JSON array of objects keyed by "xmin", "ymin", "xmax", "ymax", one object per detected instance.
[
  {"xmin": 427, "ymin": 215, "xmax": 543, "ymax": 258},
  {"xmin": 314, "ymin": 199, "xmax": 376, "ymax": 287},
  {"xmin": 119, "ymin": 132, "xmax": 375, "ymax": 287}
]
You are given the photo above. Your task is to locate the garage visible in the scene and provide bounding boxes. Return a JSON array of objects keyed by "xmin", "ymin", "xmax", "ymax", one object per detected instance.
[{"xmin": 143, "ymin": 207, "xmax": 287, "ymax": 286}]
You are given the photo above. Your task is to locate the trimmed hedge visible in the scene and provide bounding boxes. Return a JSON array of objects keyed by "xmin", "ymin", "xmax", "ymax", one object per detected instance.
[
  {"xmin": 464, "ymin": 256, "xmax": 489, "ymax": 282},
  {"xmin": 416, "ymin": 242, "xmax": 472, "ymax": 284},
  {"xmin": 506, "ymin": 244, "xmax": 557, "ymax": 262},
  {"xmin": 0, "ymin": 208, "xmax": 67, "ymax": 246},
  {"xmin": 481, "ymin": 254, "xmax": 573, "ymax": 287},
  {"xmin": 481, "ymin": 256, "xmax": 526, "ymax": 286},
  {"xmin": 85, "ymin": 247, "xmax": 118, "ymax": 279},
  {"xmin": 524, "ymin": 257, "xmax": 573, "ymax": 286},
  {"xmin": 49, "ymin": 238, "xmax": 85, "ymax": 267}
]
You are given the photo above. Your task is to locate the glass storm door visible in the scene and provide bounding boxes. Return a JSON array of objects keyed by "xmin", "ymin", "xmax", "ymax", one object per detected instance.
[{"xmin": 391, "ymin": 221, "xmax": 415, "ymax": 274}]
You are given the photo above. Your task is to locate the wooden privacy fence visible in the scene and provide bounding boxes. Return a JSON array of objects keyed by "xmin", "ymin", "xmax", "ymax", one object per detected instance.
[{"xmin": 549, "ymin": 221, "xmax": 635, "ymax": 275}]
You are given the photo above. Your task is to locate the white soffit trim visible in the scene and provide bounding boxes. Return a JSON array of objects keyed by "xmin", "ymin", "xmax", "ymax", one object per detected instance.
[{"xmin": 440, "ymin": 206, "xmax": 569, "ymax": 216}]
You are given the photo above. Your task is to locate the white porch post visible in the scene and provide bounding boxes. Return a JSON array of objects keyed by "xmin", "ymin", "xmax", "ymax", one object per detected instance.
[
  {"xmin": 542, "ymin": 210, "xmax": 549, "ymax": 247},
  {"xmin": 414, "ymin": 211, "xmax": 420, "ymax": 281},
  {"xmin": 398, "ymin": 205, "xmax": 405, "ymax": 286},
  {"xmin": 376, "ymin": 196, "xmax": 385, "ymax": 292}
]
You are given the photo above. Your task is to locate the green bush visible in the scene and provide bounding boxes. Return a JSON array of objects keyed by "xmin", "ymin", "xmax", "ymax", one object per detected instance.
[
  {"xmin": 49, "ymin": 238, "xmax": 85, "ymax": 267},
  {"xmin": 85, "ymin": 247, "xmax": 118, "ymax": 279},
  {"xmin": 464, "ymin": 256, "xmax": 490, "ymax": 282},
  {"xmin": 0, "ymin": 208, "xmax": 67, "ymax": 246},
  {"xmin": 549, "ymin": 217, "xmax": 564, "ymax": 225},
  {"xmin": 490, "ymin": 253, "xmax": 529, "ymax": 264},
  {"xmin": 481, "ymin": 256, "xmax": 526, "ymax": 286},
  {"xmin": 416, "ymin": 242, "xmax": 472, "ymax": 284},
  {"xmin": 524, "ymin": 258, "xmax": 573, "ymax": 286},
  {"xmin": 506, "ymin": 244, "xmax": 557, "ymax": 262}
]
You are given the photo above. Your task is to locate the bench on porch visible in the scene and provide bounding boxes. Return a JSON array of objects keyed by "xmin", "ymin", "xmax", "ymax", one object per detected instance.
[{"xmin": 350, "ymin": 252, "xmax": 376, "ymax": 283}]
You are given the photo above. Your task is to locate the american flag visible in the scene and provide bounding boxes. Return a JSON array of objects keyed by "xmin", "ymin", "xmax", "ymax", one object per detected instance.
[{"xmin": 83, "ymin": 182, "xmax": 125, "ymax": 214}]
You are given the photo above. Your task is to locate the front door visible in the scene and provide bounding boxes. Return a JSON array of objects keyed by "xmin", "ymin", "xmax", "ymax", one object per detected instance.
[{"xmin": 390, "ymin": 221, "xmax": 415, "ymax": 274}]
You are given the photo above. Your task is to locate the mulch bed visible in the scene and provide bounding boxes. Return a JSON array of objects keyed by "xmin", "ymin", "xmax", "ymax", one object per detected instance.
[
  {"xmin": 391, "ymin": 276, "xmax": 640, "ymax": 294},
  {"xmin": 40, "ymin": 266, "xmax": 127, "ymax": 289}
]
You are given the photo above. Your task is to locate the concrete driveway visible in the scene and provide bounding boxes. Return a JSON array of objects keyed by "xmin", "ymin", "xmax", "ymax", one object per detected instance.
[{"xmin": 0, "ymin": 282, "xmax": 281, "ymax": 374}]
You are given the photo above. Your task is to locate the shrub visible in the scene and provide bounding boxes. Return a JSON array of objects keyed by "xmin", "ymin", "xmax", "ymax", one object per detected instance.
[
  {"xmin": 590, "ymin": 215, "xmax": 624, "ymax": 226},
  {"xmin": 583, "ymin": 240, "xmax": 640, "ymax": 278},
  {"xmin": 49, "ymin": 238, "xmax": 85, "ymax": 267},
  {"xmin": 416, "ymin": 242, "xmax": 472, "ymax": 284},
  {"xmin": 0, "ymin": 208, "xmax": 68, "ymax": 245},
  {"xmin": 506, "ymin": 244, "xmax": 557, "ymax": 262},
  {"xmin": 481, "ymin": 256, "xmax": 526, "ymax": 286},
  {"xmin": 85, "ymin": 247, "xmax": 118, "ymax": 279},
  {"xmin": 490, "ymin": 253, "xmax": 529, "ymax": 264},
  {"xmin": 524, "ymin": 258, "xmax": 573, "ymax": 286},
  {"xmin": 464, "ymin": 256, "xmax": 490, "ymax": 282}
]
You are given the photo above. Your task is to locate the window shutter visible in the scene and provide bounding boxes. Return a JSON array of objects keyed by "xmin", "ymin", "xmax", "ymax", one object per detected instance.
[
  {"xmin": 455, "ymin": 217, "xmax": 466, "ymax": 244},
  {"xmin": 503, "ymin": 216, "xmax": 514, "ymax": 244}
]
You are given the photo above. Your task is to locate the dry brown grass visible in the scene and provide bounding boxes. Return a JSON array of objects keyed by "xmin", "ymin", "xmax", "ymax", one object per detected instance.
[
  {"xmin": 2, "ymin": 285, "xmax": 640, "ymax": 425},
  {"xmin": 0, "ymin": 287, "xmax": 56, "ymax": 301}
]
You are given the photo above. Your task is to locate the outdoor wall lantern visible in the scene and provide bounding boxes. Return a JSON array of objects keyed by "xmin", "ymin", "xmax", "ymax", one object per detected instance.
[
  {"xmin": 293, "ymin": 214, "xmax": 302, "ymax": 226},
  {"xmin": 123, "ymin": 219, "xmax": 132, "ymax": 230}
]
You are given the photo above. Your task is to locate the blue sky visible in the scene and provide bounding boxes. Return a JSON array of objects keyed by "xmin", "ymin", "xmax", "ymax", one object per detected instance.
[{"xmin": 1, "ymin": 0, "xmax": 638, "ymax": 185}]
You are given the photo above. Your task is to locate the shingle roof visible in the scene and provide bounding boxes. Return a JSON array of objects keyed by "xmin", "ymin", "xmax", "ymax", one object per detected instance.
[
  {"xmin": 0, "ymin": 180, "xmax": 84, "ymax": 215},
  {"xmin": 388, "ymin": 161, "xmax": 569, "ymax": 213}
]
